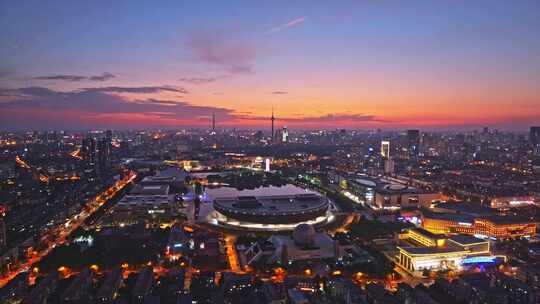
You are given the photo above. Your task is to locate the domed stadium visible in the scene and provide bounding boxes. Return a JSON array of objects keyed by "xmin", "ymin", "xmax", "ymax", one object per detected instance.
[{"xmin": 213, "ymin": 193, "xmax": 329, "ymax": 225}]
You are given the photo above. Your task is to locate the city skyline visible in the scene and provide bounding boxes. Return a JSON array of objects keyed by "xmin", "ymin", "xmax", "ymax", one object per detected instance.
[{"xmin": 1, "ymin": 1, "xmax": 540, "ymax": 130}]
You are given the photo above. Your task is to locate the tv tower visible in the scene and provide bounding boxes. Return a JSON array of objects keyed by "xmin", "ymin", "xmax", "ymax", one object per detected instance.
[{"xmin": 271, "ymin": 107, "xmax": 275, "ymax": 143}]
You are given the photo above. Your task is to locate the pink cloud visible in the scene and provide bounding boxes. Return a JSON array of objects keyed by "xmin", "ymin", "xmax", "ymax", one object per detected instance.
[
  {"xmin": 187, "ymin": 30, "xmax": 256, "ymax": 74},
  {"xmin": 267, "ymin": 17, "xmax": 306, "ymax": 33}
]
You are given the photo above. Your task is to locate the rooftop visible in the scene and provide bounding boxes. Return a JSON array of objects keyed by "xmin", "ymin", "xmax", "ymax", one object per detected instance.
[
  {"xmin": 410, "ymin": 227, "xmax": 444, "ymax": 239},
  {"xmin": 398, "ymin": 246, "xmax": 468, "ymax": 255},
  {"xmin": 448, "ymin": 234, "xmax": 486, "ymax": 246},
  {"xmin": 214, "ymin": 192, "xmax": 327, "ymax": 213},
  {"xmin": 130, "ymin": 184, "xmax": 170, "ymax": 196}
]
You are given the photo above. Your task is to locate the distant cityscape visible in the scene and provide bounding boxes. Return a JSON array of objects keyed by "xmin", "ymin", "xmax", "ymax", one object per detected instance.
[
  {"xmin": 0, "ymin": 124, "xmax": 539, "ymax": 303},
  {"xmin": 2, "ymin": 2, "xmax": 540, "ymax": 303}
]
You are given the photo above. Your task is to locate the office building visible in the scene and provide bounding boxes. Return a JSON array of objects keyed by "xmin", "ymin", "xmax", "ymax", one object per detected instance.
[
  {"xmin": 531, "ymin": 126, "xmax": 540, "ymax": 155},
  {"xmin": 381, "ymin": 141, "xmax": 390, "ymax": 159},
  {"xmin": 407, "ymin": 129, "xmax": 420, "ymax": 159},
  {"xmin": 282, "ymin": 126, "xmax": 289, "ymax": 143},
  {"xmin": 531, "ymin": 126, "xmax": 540, "ymax": 146},
  {"xmin": 346, "ymin": 177, "xmax": 440, "ymax": 210},
  {"xmin": 97, "ymin": 137, "xmax": 111, "ymax": 173},
  {"xmin": 81, "ymin": 137, "xmax": 96, "ymax": 164},
  {"xmin": 0, "ymin": 205, "xmax": 7, "ymax": 250},
  {"xmin": 384, "ymin": 158, "xmax": 395, "ymax": 175}
]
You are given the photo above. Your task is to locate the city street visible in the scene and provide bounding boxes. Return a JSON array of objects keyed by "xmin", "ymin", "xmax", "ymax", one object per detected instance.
[{"xmin": 0, "ymin": 171, "xmax": 136, "ymax": 288}]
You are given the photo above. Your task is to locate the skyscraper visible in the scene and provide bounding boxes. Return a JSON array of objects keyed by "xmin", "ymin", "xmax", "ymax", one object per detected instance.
[
  {"xmin": 282, "ymin": 126, "xmax": 289, "ymax": 143},
  {"xmin": 212, "ymin": 113, "xmax": 216, "ymax": 132},
  {"xmin": 381, "ymin": 141, "xmax": 390, "ymax": 159},
  {"xmin": 531, "ymin": 126, "xmax": 540, "ymax": 146},
  {"xmin": 0, "ymin": 204, "xmax": 7, "ymax": 250},
  {"xmin": 532, "ymin": 126, "xmax": 540, "ymax": 156},
  {"xmin": 105, "ymin": 129, "xmax": 113, "ymax": 142},
  {"xmin": 407, "ymin": 130, "xmax": 420, "ymax": 159},
  {"xmin": 384, "ymin": 158, "xmax": 395, "ymax": 175},
  {"xmin": 97, "ymin": 137, "xmax": 111, "ymax": 174},
  {"xmin": 81, "ymin": 137, "xmax": 96, "ymax": 165}
]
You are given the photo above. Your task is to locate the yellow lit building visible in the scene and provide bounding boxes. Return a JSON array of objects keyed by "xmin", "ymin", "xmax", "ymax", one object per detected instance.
[
  {"xmin": 404, "ymin": 228, "xmax": 446, "ymax": 247},
  {"xmin": 421, "ymin": 212, "xmax": 536, "ymax": 240},
  {"xmin": 397, "ymin": 228, "xmax": 493, "ymax": 277}
]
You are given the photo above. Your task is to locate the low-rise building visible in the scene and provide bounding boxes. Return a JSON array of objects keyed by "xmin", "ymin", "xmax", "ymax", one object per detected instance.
[
  {"xmin": 422, "ymin": 211, "xmax": 536, "ymax": 240},
  {"xmin": 397, "ymin": 228, "xmax": 496, "ymax": 277},
  {"xmin": 347, "ymin": 177, "xmax": 440, "ymax": 210}
]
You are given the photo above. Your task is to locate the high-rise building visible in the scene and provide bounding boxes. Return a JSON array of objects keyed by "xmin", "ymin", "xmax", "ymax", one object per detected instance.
[
  {"xmin": 135, "ymin": 133, "xmax": 143, "ymax": 146},
  {"xmin": 81, "ymin": 137, "xmax": 96, "ymax": 165},
  {"xmin": 282, "ymin": 126, "xmax": 289, "ymax": 143},
  {"xmin": 0, "ymin": 205, "xmax": 7, "ymax": 250},
  {"xmin": 531, "ymin": 126, "xmax": 540, "ymax": 146},
  {"xmin": 384, "ymin": 158, "xmax": 395, "ymax": 175},
  {"xmin": 212, "ymin": 113, "xmax": 216, "ymax": 132},
  {"xmin": 381, "ymin": 141, "xmax": 390, "ymax": 159},
  {"xmin": 105, "ymin": 129, "xmax": 113, "ymax": 142},
  {"xmin": 407, "ymin": 130, "xmax": 420, "ymax": 159},
  {"xmin": 265, "ymin": 158, "xmax": 271, "ymax": 172},
  {"xmin": 97, "ymin": 137, "xmax": 111, "ymax": 174},
  {"xmin": 532, "ymin": 126, "xmax": 540, "ymax": 156}
]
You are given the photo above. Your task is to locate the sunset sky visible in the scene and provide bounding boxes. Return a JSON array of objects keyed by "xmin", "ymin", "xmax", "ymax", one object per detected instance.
[{"xmin": 1, "ymin": 1, "xmax": 539, "ymax": 130}]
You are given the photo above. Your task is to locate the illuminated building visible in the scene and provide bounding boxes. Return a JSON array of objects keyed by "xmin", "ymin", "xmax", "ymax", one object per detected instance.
[
  {"xmin": 421, "ymin": 212, "xmax": 536, "ymax": 240},
  {"xmin": 397, "ymin": 229, "xmax": 494, "ymax": 277},
  {"xmin": 112, "ymin": 168, "xmax": 184, "ymax": 226},
  {"xmin": 166, "ymin": 224, "xmax": 189, "ymax": 258},
  {"xmin": 265, "ymin": 158, "xmax": 271, "ymax": 172},
  {"xmin": 244, "ymin": 224, "xmax": 356, "ymax": 265},
  {"xmin": 282, "ymin": 126, "xmax": 289, "ymax": 143},
  {"xmin": 227, "ymin": 155, "xmax": 273, "ymax": 171},
  {"xmin": 326, "ymin": 278, "xmax": 364, "ymax": 304},
  {"xmin": 211, "ymin": 192, "xmax": 331, "ymax": 231},
  {"xmin": 23, "ymin": 273, "xmax": 60, "ymax": 304},
  {"xmin": 405, "ymin": 228, "xmax": 446, "ymax": 247},
  {"xmin": 347, "ymin": 177, "xmax": 440, "ymax": 209},
  {"xmin": 96, "ymin": 267, "xmax": 124, "ymax": 302},
  {"xmin": 381, "ymin": 140, "xmax": 390, "ymax": 159},
  {"xmin": 0, "ymin": 272, "xmax": 28, "ymax": 303},
  {"xmin": 114, "ymin": 194, "xmax": 172, "ymax": 226},
  {"xmin": 407, "ymin": 129, "xmax": 420, "ymax": 159},
  {"xmin": 81, "ymin": 137, "xmax": 96, "ymax": 164},
  {"xmin": 490, "ymin": 196, "xmax": 536, "ymax": 209},
  {"xmin": 97, "ymin": 137, "xmax": 111, "ymax": 174},
  {"xmin": 132, "ymin": 267, "xmax": 154, "ymax": 302},
  {"xmin": 384, "ymin": 158, "xmax": 395, "ymax": 175},
  {"xmin": 532, "ymin": 126, "xmax": 540, "ymax": 155},
  {"xmin": 288, "ymin": 289, "xmax": 310, "ymax": 304},
  {"xmin": 0, "ymin": 205, "xmax": 6, "ymax": 250},
  {"xmin": 61, "ymin": 268, "xmax": 93, "ymax": 303},
  {"xmin": 221, "ymin": 272, "xmax": 254, "ymax": 295},
  {"xmin": 531, "ymin": 126, "xmax": 540, "ymax": 145}
]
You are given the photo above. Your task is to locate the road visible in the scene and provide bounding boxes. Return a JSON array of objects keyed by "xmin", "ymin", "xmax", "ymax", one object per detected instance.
[{"xmin": 0, "ymin": 171, "xmax": 137, "ymax": 288}]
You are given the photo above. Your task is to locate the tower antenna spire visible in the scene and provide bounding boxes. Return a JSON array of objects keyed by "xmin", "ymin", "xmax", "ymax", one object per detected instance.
[{"xmin": 271, "ymin": 106, "xmax": 275, "ymax": 143}]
